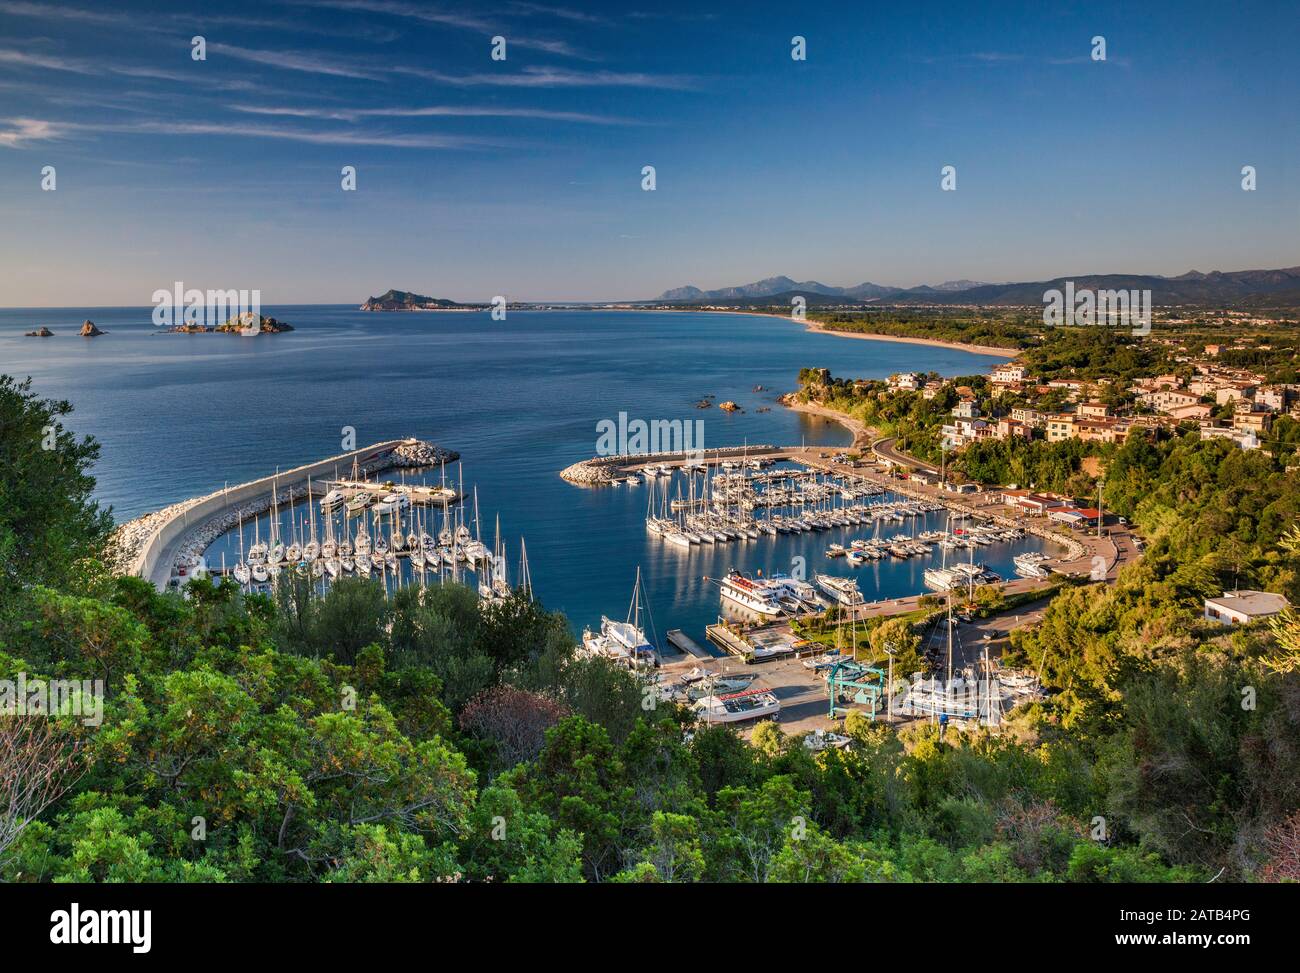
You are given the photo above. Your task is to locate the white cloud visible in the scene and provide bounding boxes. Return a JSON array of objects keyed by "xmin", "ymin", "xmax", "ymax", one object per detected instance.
[
  {"xmin": 227, "ymin": 103, "xmax": 635, "ymax": 124},
  {"xmin": 0, "ymin": 116, "xmax": 63, "ymax": 147}
]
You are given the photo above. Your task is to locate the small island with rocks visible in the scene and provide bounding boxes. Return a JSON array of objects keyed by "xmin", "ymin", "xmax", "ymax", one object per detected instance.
[
  {"xmin": 159, "ymin": 312, "xmax": 294, "ymax": 335},
  {"xmin": 24, "ymin": 326, "xmax": 54, "ymax": 337},
  {"xmin": 80, "ymin": 320, "xmax": 106, "ymax": 337}
]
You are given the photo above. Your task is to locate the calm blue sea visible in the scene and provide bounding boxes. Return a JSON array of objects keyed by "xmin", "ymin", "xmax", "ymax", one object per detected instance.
[{"xmin": 1, "ymin": 305, "xmax": 1026, "ymax": 641}]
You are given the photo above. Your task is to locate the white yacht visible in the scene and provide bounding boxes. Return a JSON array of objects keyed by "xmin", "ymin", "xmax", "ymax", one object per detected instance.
[
  {"xmin": 1014, "ymin": 552, "xmax": 1052, "ymax": 579},
  {"xmin": 814, "ymin": 573, "xmax": 864, "ymax": 607},
  {"xmin": 692, "ymin": 688, "xmax": 781, "ymax": 724}
]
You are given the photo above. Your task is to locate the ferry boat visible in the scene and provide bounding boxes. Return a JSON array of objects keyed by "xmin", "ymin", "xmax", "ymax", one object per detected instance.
[
  {"xmin": 814, "ymin": 573, "xmax": 864, "ymax": 607},
  {"xmin": 692, "ymin": 687, "xmax": 781, "ymax": 724},
  {"xmin": 718, "ymin": 570, "xmax": 785, "ymax": 616}
]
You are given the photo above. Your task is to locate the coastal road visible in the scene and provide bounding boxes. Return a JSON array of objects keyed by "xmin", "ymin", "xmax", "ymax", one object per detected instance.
[{"xmin": 872, "ymin": 436, "xmax": 940, "ymax": 474}]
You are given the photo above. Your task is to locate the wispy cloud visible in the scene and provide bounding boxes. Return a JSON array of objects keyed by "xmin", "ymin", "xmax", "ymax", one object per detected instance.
[
  {"xmin": 0, "ymin": 0, "xmax": 132, "ymax": 25},
  {"xmin": 208, "ymin": 43, "xmax": 388, "ymax": 81},
  {"xmin": 0, "ymin": 1, "xmax": 403, "ymax": 42},
  {"xmin": 53, "ymin": 117, "xmax": 504, "ymax": 149},
  {"xmin": 392, "ymin": 65, "xmax": 698, "ymax": 89},
  {"xmin": 0, "ymin": 116, "xmax": 63, "ymax": 147},
  {"xmin": 0, "ymin": 45, "xmax": 260, "ymax": 88},
  {"xmin": 228, "ymin": 103, "xmax": 637, "ymax": 124},
  {"xmin": 288, "ymin": 0, "xmax": 593, "ymax": 58},
  {"xmin": 288, "ymin": 0, "xmax": 491, "ymax": 31},
  {"xmin": 506, "ymin": 3, "xmax": 610, "ymax": 25}
]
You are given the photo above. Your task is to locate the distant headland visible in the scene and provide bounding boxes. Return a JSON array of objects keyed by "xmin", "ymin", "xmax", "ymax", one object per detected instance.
[{"xmin": 361, "ymin": 289, "xmax": 484, "ymax": 311}]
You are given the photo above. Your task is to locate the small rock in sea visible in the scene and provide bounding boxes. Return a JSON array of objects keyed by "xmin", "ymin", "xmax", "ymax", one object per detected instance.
[
  {"xmin": 752, "ymin": 385, "xmax": 766, "ymax": 392},
  {"xmin": 695, "ymin": 399, "xmax": 713, "ymax": 409},
  {"xmin": 756, "ymin": 406, "xmax": 771, "ymax": 413},
  {"xmin": 719, "ymin": 400, "xmax": 742, "ymax": 412},
  {"xmin": 80, "ymin": 320, "xmax": 105, "ymax": 337},
  {"xmin": 25, "ymin": 326, "xmax": 54, "ymax": 337}
]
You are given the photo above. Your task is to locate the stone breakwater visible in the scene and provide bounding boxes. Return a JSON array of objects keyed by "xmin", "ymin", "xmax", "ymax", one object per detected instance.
[
  {"xmin": 561, "ymin": 445, "xmax": 778, "ymax": 487},
  {"xmin": 108, "ymin": 497, "xmax": 208, "ymax": 574},
  {"xmin": 110, "ymin": 439, "xmax": 458, "ymax": 577}
]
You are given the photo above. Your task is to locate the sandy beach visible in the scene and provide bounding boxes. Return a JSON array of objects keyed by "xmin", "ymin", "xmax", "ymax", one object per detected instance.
[
  {"xmin": 782, "ymin": 396, "xmax": 875, "ymax": 450},
  {"xmin": 715, "ymin": 310, "xmax": 1018, "ymax": 358}
]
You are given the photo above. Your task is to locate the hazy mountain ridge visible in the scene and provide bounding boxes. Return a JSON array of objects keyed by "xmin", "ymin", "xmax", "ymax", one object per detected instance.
[{"xmin": 653, "ymin": 267, "xmax": 1300, "ymax": 305}]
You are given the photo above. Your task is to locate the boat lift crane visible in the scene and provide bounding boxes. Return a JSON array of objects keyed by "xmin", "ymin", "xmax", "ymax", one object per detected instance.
[{"xmin": 827, "ymin": 659, "xmax": 887, "ymax": 720}]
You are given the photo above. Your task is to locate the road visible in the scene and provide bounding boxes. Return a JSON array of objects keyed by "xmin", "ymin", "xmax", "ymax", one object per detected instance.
[{"xmin": 872, "ymin": 436, "xmax": 940, "ymax": 474}]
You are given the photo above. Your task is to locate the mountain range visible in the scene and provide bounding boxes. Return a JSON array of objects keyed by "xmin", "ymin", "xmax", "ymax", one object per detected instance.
[{"xmin": 652, "ymin": 267, "xmax": 1300, "ymax": 306}]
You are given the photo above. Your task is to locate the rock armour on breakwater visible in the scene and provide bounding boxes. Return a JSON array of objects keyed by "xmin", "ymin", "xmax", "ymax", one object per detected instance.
[
  {"xmin": 109, "ymin": 439, "xmax": 458, "ymax": 576},
  {"xmin": 561, "ymin": 445, "xmax": 778, "ymax": 486}
]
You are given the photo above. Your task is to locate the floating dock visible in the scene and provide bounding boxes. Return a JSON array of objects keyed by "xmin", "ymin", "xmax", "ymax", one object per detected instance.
[{"xmin": 666, "ymin": 628, "xmax": 714, "ymax": 658}]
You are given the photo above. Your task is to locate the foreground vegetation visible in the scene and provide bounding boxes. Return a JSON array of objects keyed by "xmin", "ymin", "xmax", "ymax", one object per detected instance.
[{"xmin": 1, "ymin": 367, "xmax": 1298, "ymax": 883}]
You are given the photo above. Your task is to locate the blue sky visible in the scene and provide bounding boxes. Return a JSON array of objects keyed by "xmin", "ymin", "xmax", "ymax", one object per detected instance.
[{"xmin": 0, "ymin": 0, "xmax": 1296, "ymax": 305}]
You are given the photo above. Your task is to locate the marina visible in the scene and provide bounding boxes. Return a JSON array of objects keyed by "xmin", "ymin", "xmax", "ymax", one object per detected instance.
[{"xmin": 15, "ymin": 305, "xmax": 1056, "ymax": 649}]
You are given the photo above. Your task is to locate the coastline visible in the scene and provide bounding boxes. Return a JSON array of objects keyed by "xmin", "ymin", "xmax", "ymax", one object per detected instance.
[
  {"xmin": 781, "ymin": 396, "xmax": 875, "ymax": 450},
  {"xmin": 704, "ymin": 309, "xmax": 1017, "ymax": 358}
]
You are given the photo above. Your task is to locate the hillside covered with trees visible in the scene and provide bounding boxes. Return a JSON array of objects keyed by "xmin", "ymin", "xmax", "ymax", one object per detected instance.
[{"xmin": 1, "ymin": 371, "xmax": 1298, "ymax": 883}]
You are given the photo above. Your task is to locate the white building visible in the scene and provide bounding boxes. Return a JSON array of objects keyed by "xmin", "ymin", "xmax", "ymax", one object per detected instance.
[{"xmin": 1203, "ymin": 590, "xmax": 1288, "ymax": 625}]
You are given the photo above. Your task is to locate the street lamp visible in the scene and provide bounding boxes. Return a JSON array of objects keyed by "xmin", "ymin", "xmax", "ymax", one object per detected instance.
[{"xmin": 884, "ymin": 642, "xmax": 897, "ymax": 725}]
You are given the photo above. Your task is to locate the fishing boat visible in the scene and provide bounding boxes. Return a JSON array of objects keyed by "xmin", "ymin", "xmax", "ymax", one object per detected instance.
[{"xmin": 692, "ymin": 687, "xmax": 781, "ymax": 723}]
